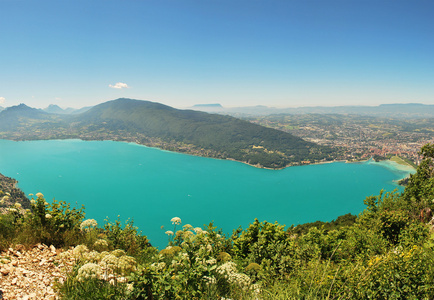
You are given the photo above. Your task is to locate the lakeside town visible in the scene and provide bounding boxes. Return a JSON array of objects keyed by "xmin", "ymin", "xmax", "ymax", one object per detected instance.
[{"xmin": 248, "ymin": 114, "xmax": 434, "ymax": 166}]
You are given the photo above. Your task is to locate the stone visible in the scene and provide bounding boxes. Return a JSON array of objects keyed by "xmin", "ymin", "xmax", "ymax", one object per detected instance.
[
  {"xmin": 1, "ymin": 267, "xmax": 10, "ymax": 275},
  {"xmin": 0, "ymin": 243, "xmax": 69, "ymax": 300}
]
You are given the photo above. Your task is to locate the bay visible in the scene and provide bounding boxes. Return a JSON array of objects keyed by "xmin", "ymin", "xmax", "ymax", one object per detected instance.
[{"xmin": 0, "ymin": 139, "xmax": 414, "ymax": 248}]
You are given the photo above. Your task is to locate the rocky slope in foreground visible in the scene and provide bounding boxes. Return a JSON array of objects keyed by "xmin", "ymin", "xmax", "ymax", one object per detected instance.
[{"xmin": 0, "ymin": 244, "xmax": 69, "ymax": 300}]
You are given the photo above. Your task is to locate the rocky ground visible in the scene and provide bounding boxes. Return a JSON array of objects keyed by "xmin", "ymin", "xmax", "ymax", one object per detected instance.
[{"xmin": 0, "ymin": 244, "xmax": 74, "ymax": 300}]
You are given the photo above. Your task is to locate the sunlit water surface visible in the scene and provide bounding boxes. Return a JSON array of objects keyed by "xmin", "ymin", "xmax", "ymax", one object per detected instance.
[{"xmin": 0, "ymin": 139, "xmax": 414, "ymax": 248}]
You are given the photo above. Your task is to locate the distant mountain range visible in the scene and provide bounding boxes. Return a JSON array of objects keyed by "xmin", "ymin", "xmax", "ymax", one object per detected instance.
[
  {"xmin": 0, "ymin": 98, "xmax": 335, "ymax": 168},
  {"xmin": 4, "ymin": 102, "xmax": 433, "ymax": 118},
  {"xmin": 42, "ymin": 104, "xmax": 92, "ymax": 114},
  {"xmin": 190, "ymin": 103, "xmax": 434, "ymax": 118}
]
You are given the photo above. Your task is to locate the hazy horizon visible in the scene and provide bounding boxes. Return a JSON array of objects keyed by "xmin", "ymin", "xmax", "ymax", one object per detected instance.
[
  {"xmin": 1, "ymin": 0, "xmax": 433, "ymax": 109},
  {"xmin": 1, "ymin": 98, "xmax": 432, "ymax": 111}
]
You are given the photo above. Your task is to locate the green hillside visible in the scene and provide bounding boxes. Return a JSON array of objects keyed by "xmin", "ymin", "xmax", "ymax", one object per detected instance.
[
  {"xmin": 73, "ymin": 98, "xmax": 335, "ymax": 168},
  {"xmin": 0, "ymin": 99, "xmax": 336, "ymax": 168}
]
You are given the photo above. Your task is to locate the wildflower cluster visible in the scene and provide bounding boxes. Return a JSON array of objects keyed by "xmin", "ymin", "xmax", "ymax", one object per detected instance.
[
  {"xmin": 216, "ymin": 261, "xmax": 251, "ymax": 290},
  {"xmin": 171, "ymin": 217, "xmax": 181, "ymax": 225},
  {"xmin": 77, "ymin": 263, "xmax": 102, "ymax": 281},
  {"xmin": 80, "ymin": 219, "xmax": 98, "ymax": 232},
  {"xmin": 130, "ymin": 217, "xmax": 261, "ymax": 299},
  {"xmin": 62, "ymin": 244, "xmax": 137, "ymax": 285}
]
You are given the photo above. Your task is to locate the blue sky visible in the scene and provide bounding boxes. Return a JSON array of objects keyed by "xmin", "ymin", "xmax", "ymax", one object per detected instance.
[{"xmin": 1, "ymin": 0, "xmax": 433, "ymax": 109}]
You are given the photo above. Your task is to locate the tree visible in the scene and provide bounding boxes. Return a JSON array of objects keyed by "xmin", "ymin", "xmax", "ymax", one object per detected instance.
[{"xmin": 403, "ymin": 143, "xmax": 434, "ymax": 220}]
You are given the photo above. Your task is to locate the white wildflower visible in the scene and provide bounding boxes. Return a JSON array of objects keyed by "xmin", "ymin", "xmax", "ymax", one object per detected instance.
[
  {"xmin": 217, "ymin": 262, "xmax": 251, "ymax": 290},
  {"xmin": 171, "ymin": 217, "xmax": 181, "ymax": 225},
  {"xmin": 216, "ymin": 261, "xmax": 237, "ymax": 276},
  {"xmin": 36, "ymin": 192, "xmax": 44, "ymax": 198},
  {"xmin": 111, "ymin": 249, "xmax": 126, "ymax": 257},
  {"xmin": 101, "ymin": 254, "xmax": 119, "ymax": 270},
  {"xmin": 203, "ymin": 275, "xmax": 216, "ymax": 285},
  {"xmin": 14, "ymin": 203, "xmax": 22, "ymax": 209},
  {"xmin": 80, "ymin": 219, "xmax": 98, "ymax": 231},
  {"xmin": 165, "ymin": 230, "xmax": 174, "ymax": 236},
  {"xmin": 84, "ymin": 251, "xmax": 100, "ymax": 262},
  {"xmin": 77, "ymin": 263, "xmax": 102, "ymax": 281},
  {"xmin": 183, "ymin": 231, "xmax": 194, "ymax": 238},
  {"xmin": 118, "ymin": 255, "xmax": 136, "ymax": 273},
  {"xmin": 72, "ymin": 245, "xmax": 89, "ymax": 259},
  {"xmin": 194, "ymin": 227, "xmax": 204, "ymax": 234},
  {"xmin": 45, "ymin": 213, "xmax": 52, "ymax": 219}
]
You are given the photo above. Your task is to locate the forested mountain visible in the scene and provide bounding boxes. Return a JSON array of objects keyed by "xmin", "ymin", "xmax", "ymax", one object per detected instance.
[
  {"xmin": 0, "ymin": 103, "xmax": 66, "ymax": 135},
  {"xmin": 0, "ymin": 99, "xmax": 335, "ymax": 168}
]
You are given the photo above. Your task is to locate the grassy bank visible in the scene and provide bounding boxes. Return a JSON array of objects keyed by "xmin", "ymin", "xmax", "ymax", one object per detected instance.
[{"xmin": 390, "ymin": 155, "xmax": 417, "ymax": 168}]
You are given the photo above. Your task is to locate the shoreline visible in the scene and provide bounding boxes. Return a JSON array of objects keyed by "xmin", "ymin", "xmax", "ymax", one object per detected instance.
[{"xmin": 0, "ymin": 137, "xmax": 417, "ymax": 173}]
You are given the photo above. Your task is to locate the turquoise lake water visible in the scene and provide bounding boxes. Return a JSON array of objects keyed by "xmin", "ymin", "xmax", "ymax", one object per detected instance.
[{"xmin": 0, "ymin": 139, "xmax": 415, "ymax": 248}]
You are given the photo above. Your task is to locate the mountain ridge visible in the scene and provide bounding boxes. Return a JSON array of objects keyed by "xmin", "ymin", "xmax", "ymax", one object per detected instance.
[
  {"xmin": 0, "ymin": 98, "xmax": 335, "ymax": 169},
  {"xmin": 189, "ymin": 103, "xmax": 434, "ymax": 118}
]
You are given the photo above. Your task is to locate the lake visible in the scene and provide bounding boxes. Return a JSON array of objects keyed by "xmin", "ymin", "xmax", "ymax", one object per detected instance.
[{"xmin": 0, "ymin": 139, "xmax": 415, "ymax": 248}]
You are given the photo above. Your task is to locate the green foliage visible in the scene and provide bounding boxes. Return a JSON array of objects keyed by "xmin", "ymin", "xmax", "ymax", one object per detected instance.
[
  {"xmin": 379, "ymin": 210, "xmax": 411, "ymax": 245},
  {"xmin": 22, "ymin": 194, "xmax": 85, "ymax": 247},
  {"xmin": 0, "ymin": 213, "xmax": 16, "ymax": 250},
  {"xmin": 0, "ymin": 193, "xmax": 85, "ymax": 248},
  {"xmin": 57, "ymin": 264, "xmax": 130, "ymax": 300},
  {"xmin": 103, "ymin": 217, "xmax": 152, "ymax": 261},
  {"xmin": 354, "ymin": 245, "xmax": 434, "ymax": 299},
  {"xmin": 290, "ymin": 213, "xmax": 357, "ymax": 235},
  {"xmin": 403, "ymin": 143, "xmax": 434, "ymax": 216}
]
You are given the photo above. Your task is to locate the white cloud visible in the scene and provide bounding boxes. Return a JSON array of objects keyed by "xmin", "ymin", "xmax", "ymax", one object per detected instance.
[
  {"xmin": 109, "ymin": 82, "xmax": 130, "ymax": 89},
  {"xmin": 0, "ymin": 97, "xmax": 5, "ymax": 105}
]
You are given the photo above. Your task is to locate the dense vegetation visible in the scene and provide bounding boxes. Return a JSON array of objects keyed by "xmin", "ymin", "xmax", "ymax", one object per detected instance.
[
  {"xmin": 0, "ymin": 99, "xmax": 336, "ymax": 168},
  {"xmin": 0, "ymin": 173, "xmax": 30, "ymax": 211},
  {"xmin": 2, "ymin": 144, "xmax": 434, "ymax": 299}
]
